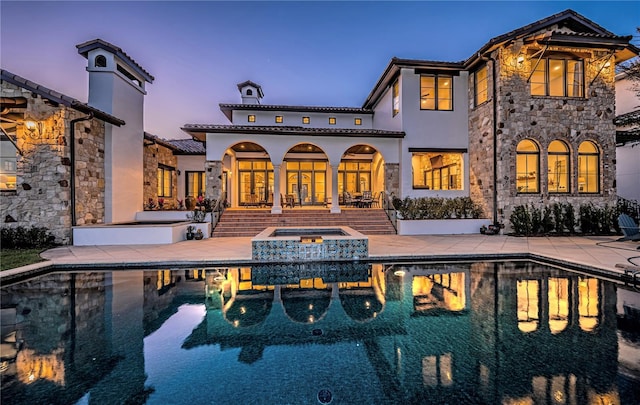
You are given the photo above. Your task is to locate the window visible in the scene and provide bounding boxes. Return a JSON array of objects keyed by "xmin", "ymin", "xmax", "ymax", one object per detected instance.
[
  {"xmin": 530, "ymin": 58, "xmax": 584, "ymax": 97},
  {"xmin": 392, "ymin": 80, "xmax": 399, "ymax": 116},
  {"xmin": 275, "ymin": 115, "xmax": 283, "ymax": 123},
  {"xmin": 547, "ymin": 140, "xmax": 570, "ymax": 193},
  {"xmin": 578, "ymin": 141, "xmax": 599, "ymax": 193},
  {"xmin": 248, "ymin": 115, "xmax": 256, "ymax": 123},
  {"xmin": 411, "ymin": 152, "xmax": 463, "ymax": 190},
  {"xmin": 0, "ymin": 136, "xmax": 17, "ymax": 190},
  {"xmin": 516, "ymin": 139, "xmax": 539, "ymax": 193},
  {"xmin": 246, "ymin": 89, "xmax": 253, "ymax": 96},
  {"xmin": 329, "ymin": 117, "xmax": 336, "ymax": 125},
  {"xmin": 95, "ymin": 55, "xmax": 107, "ymax": 68},
  {"xmin": 157, "ymin": 166, "xmax": 174, "ymax": 197},
  {"xmin": 474, "ymin": 66, "xmax": 488, "ymax": 106},
  {"xmin": 420, "ymin": 75, "xmax": 452, "ymax": 111},
  {"xmin": 302, "ymin": 116, "xmax": 310, "ymax": 124},
  {"xmin": 354, "ymin": 118, "xmax": 362, "ymax": 125},
  {"xmin": 186, "ymin": 171, "xmax": 206, "ymax": 198}
]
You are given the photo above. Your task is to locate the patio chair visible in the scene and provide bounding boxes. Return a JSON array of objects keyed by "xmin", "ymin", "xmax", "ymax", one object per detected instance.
[
  {"xmin": 361, "ymin": 191, "xmax": 373, "ymax": 208},
  {"xmin": 343, "ymin": 191, "xmax": 353, "ymax": 207},
  {"xmin": 617, "ymin": 213, "xmax": 640, "ymax": 241}
]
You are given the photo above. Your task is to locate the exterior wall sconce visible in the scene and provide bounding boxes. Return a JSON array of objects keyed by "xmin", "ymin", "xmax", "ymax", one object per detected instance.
[
  {"xmin": 604, "ymin": 61, "xmax": 611, "ymax": 68},
  {"xmin": 516, "ymin": 55, "xmax": 525, "ymax": 66},
  {"xmin": 25, "ymin": 120, "xmax": 43, "ymax": 139}
]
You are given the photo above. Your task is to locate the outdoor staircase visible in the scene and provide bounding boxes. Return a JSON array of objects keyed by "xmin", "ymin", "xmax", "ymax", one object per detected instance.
[{"xmin": 212, "ymin": 208, "xmax": 396, "ymax": 237}]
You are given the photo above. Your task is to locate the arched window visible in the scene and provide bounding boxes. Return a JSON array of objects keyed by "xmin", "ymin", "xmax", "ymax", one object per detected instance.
[
  {"xmin": 547, "ymin": 140, "xmax": 570, "ymax": 193},
  {"xmin": 578, "ymin": 141, "xmax": 599, "ymax": 193},
  {"xmin": 246, "ymin": 89, "xmax": 253, "ymax": 96},
  {"xmin": 516, "ymin": 139, "xmax": 539, "ymax": 193},
  {"xmin": 95, "ymin": 55, "xmax": 107, "ymax": 68}
]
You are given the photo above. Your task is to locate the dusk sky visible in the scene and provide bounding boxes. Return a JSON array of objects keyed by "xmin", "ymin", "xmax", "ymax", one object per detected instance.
[{"xmin": 2, "ymin": 1, "xmax": 638, "ymax": 139}]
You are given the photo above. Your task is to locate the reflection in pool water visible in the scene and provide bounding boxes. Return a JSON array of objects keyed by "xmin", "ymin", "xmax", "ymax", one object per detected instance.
[{"xmin": 1, "ymin": 261, "xmax": 639, "ymax": 404}]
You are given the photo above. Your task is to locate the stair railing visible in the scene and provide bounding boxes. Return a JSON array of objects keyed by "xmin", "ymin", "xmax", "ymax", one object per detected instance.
[
  {"xmin": 381, "ymin": 191, "xmax": 398, "ymax": 232},
  {"xmin": 209, "ymin": 192, "xmax": 227, "ymax": 236}
]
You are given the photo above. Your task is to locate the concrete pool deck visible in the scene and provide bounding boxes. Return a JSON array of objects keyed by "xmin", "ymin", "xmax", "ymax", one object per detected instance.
[{"xmin": 2, "ymin": 234, "xmax": 639, "ymax": 283}]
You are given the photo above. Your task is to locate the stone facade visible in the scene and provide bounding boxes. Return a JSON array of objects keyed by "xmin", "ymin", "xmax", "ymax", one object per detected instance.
[
  {"xmin": 469, "ymin": 31, "xmax": 618, "ymax": 229},
  {"xmin": 1, "ymin": 82, "xmax": 106, "ymax": 243},
  {"xmin": 143, "ymin": 139, "xmax": 178, "ymax": 209}
]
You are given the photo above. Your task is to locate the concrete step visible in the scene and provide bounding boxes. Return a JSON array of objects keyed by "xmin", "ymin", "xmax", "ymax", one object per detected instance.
[{"xmin": 212, "ymin": 208, "xmax": 396, "ymax": 237}]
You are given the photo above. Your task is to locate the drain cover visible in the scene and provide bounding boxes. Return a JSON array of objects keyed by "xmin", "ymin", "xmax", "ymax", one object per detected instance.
[
  {"xmin": 312, "ymin": 328, "xmax": 323, "ymax": 336},
  {"xmin": 317, "ymin": 389, "xmax": 332, "ymax": 404}
]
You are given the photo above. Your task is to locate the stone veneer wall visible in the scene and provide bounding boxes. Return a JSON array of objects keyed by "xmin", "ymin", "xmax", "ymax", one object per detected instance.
[
  {"xmin": 205, "ymin": 160, "xmax": 223, "ymax": 202},
  {"xmin": 143, "ymin": 141, "xmax": 177, "ymax": 209},
  {"xmin": 469, "ymin": 33, "xmax": 617, "ymax": 230},
  {"xmin": 384, "ymin": 163, "xmax": 400, "ymax": 201},
  {"xmin": 1, "ymin": 82, "xmax": 106, "ymax": 244}
]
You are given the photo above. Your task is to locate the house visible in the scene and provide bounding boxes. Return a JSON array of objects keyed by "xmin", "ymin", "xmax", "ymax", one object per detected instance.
[
  {"xmin": 182, "ymin": 9, "xmax": 639, "ymax": 230},
  {"xmin": 1, "ymin": 9, "xmax": 638, "ymax": 244}
]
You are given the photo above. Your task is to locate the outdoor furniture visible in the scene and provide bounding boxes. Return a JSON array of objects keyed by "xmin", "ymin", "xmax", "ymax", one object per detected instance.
[
  {"xmin": 360, "ymin": 191, "xmax": 373, "ymax": 208},
  {"xmin": 343, "ymin": 191, "xmax": 354, "ymax": 207},
  {"xmin": 617, "ymin": 213, "xmax": 640, "ymax": 241}
]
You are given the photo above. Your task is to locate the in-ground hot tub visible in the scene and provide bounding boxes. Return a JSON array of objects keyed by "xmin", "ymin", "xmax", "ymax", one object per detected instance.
[{"xmin": 251, "ymin": 226, "xmax": 368, "ymax": 262}]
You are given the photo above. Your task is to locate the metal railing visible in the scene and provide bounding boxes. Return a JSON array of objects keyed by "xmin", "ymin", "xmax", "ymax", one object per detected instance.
[
  {"xmin": 209, "ymin": 193, "xmax": 227, "ymax": 236},
  {"xmin": 381, "ymin": 191, "xmax": 398, "ymax": 232}
]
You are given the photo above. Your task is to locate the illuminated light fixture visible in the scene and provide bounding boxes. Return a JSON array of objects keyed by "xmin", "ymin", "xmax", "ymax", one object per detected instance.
[
  {"xmin": 517, "ymin": 55, "xmax": 525, "ymax": 65},
  {"xmin": 393, "ymin": 270, "xmax": 406, "ymax": 276},
  {"xmin": 604, "ymin": 61, "xmax": 611, "ymax": 68},
  {"xmin": 25, "ymin": 120, "xmax": 43, "ymax": 139}
]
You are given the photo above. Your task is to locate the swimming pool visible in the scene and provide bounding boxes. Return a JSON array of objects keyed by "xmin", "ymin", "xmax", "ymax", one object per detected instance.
[{"xmin": 1, "ymin": 261, "xmax": 638, "ymax": 404}]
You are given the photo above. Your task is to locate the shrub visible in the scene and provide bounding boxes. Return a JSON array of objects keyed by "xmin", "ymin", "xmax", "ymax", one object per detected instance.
[
  {"xmin": 562, "ymin": 203, "xmax": 576, "ymax": 234},
  {"xmin": 542, "ymin": 206, "xmax": 554, "ymax": 234},
  {"xmin": 510, "ymin": 205, "xmax": 532, "ymax": 235},
  {"xmin": 394, "ymin": 197, "xmax": 484, "ymax": 220},
  {"xmin": 1, "ymin": 226, "xmax": 56, "ymax": 249}
]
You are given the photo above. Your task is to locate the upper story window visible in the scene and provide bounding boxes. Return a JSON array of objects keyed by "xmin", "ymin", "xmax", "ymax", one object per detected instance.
[
  {"xmin": 329, "ymin": 117, "xmax": 336, "ymax": 125},
  {"xmin": 578, "ymin": 141, "xmax": 599, "ymax": 193},
  {"xmin": 302, "ymin": 116, "xmax": 310, "ymax": 124},
  {"xmin": 275, "ymin": 115, "xmax": 283, "ymax": 123},
  {"xmin": 392, "ymin": 80, "xmax": 400, "ymax": 116},
  {"xmin": 420, "ymin": 75, "xmax": 452, "ymax": 111},
  {"xmin": 516, "ymin": 139, "xmax": 539, "ymax": 193},
  {"xmin": 354, "ymin": 118, "xmax": 362, "ymax": 125},
  {"xmin": 248, "ymin": 115, "xmax": 256, "ymax": 123},
  {"xmin": 246, "ymin": 89, "xmax": 253, "ymax": 96},
  {"xmin": 547, "ymin": 140, "xmax": 570, "ymax": 193},
  {"xmin": 474, "ymin": 66, "xmax": 488, "ymax": 106},
  {"xmin": 531, "ymin": 57, "xmax": 584, "ymax": 97}
]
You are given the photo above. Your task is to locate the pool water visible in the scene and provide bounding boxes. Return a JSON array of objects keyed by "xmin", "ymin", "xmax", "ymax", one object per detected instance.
[{"xmin": 1, "ymin": 261, "xmax": 639, "ymax": 404}]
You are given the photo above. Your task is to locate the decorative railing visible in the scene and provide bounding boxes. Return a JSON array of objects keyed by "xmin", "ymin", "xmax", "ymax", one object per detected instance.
[
  {"xmin": 209, "ymin": 192, "xmax": 227, "ymax": 236},
  {"xmin": 381, "ymin": 191, "xmax": 398, "ymax": 232}
]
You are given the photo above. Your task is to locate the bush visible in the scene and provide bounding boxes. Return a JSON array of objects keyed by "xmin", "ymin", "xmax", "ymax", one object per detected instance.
[
  {"xmin": 394, "ymin": 197, "xmax": 483, "ymax": 220},
  {"xmin": 1, "ymin": 226, "xmax": 56, "ymax": 249}
]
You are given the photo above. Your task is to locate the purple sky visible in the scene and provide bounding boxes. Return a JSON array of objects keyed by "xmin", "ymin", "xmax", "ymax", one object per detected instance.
[{"xmin": 2, "ymin": 1, "xmax": 638, "ymax": 139}]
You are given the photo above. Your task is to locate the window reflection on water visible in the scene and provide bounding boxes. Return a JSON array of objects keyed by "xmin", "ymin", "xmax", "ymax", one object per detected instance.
[{"xmin": 1, "ymin": 261, "xmax": 638, "ymax": 405}]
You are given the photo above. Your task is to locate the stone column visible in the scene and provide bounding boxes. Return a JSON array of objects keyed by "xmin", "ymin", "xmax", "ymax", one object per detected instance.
[
  {"xmin": 330, "ymin": 164, "xmax": 341, "ymax": 213},
  {"xmin": 384, "ymin": 163, "xmax": 400, "ymax": 202},
  {"xmin": 271, "ymin": 164, "xmax": 282, "ymax": 214},
  {"xmin": 205, "ymin": 160, "xmax": 223, "ymax": 201}
]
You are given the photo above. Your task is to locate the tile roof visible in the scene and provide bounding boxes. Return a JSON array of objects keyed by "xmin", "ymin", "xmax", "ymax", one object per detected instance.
[
  {"xmin": 166, "ymin": 138, "xmax": 206, "ymax": 154},
  {"xmin": 219, "ymin": 103, "xmax": 373, "ymax": 122},
  {"xmin": 181, "ymin": 124, "xmax": 405, "ymax": 138},
  {"xmin": 1, "ymin": 69, "xmax": 125, "ymax": 126},
  {"xmin": 236, "ymin": 80, "xmax": 264, "ymax": 97},
  {"xmin": 614, "ymin": 110, "xmax": 640, "ymax": 126},
  {"xmin": 76, "ymin": 39, "xmax": 154, "ymax": 83},
  {"xmin": 144, "ymin": 132, "xmax": 205, "ymax": 154},
  {"xmin": 616, "ymin": 129, "xmax": 640, "ymax": 145}
]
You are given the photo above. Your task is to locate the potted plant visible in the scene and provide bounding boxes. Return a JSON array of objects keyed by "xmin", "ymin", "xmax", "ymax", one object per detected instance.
[
  {"xmin": 194, "ymin": 229, "xmax": 204, "ymax": 240},
  {"xmin": 186, "ymin": 225, "xmax": 195, "ymax": 240},
  {"xmin": 157, "ymin": 197, "xmax": 165, "ymax": 210}
]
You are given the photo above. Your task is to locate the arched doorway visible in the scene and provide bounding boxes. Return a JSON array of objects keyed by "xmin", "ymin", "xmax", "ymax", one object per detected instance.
[
  {"xmin": 230, "ymin": 142, "xmax": 273, "ymax": 207},
  {"xmin": 284, "ymin": 143, "xmax": 328, "ymax": 206}
]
